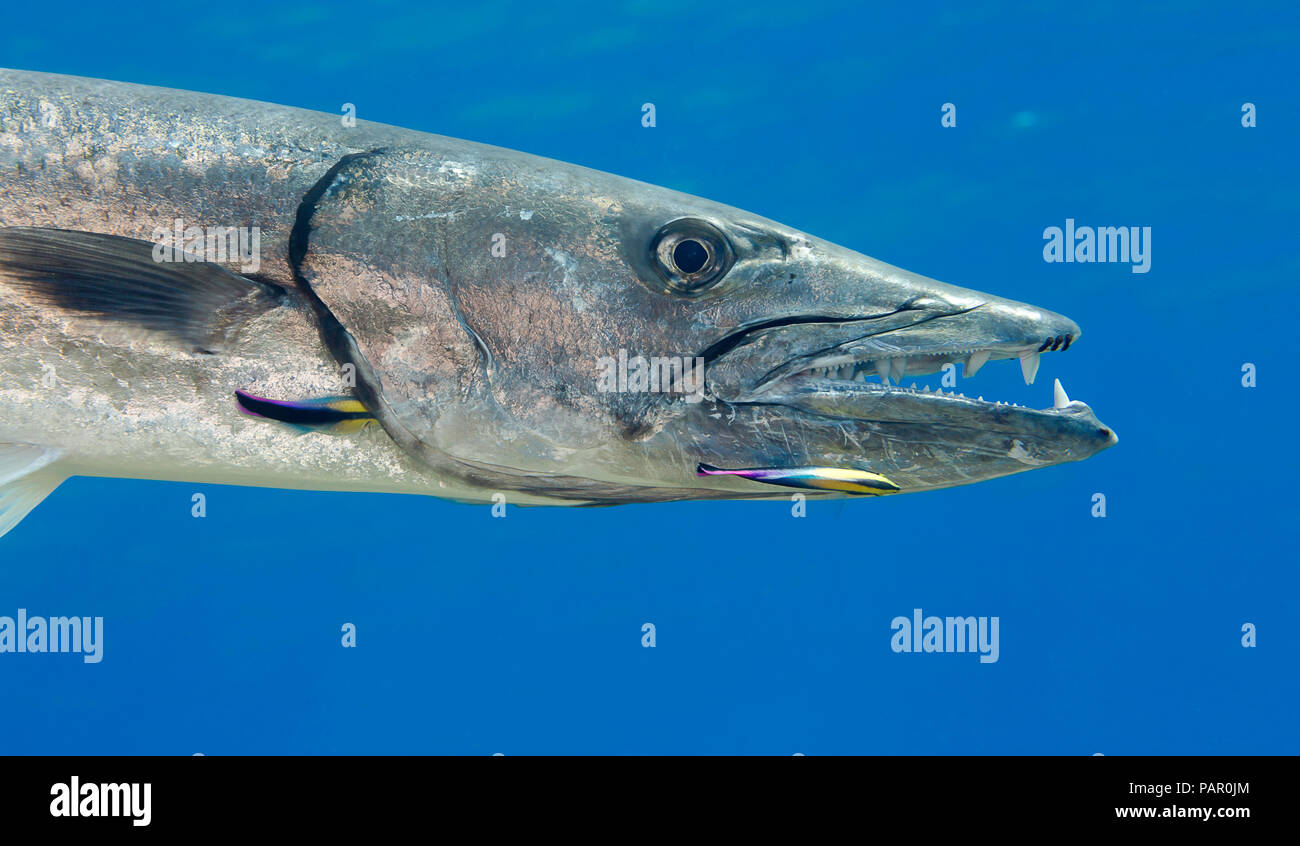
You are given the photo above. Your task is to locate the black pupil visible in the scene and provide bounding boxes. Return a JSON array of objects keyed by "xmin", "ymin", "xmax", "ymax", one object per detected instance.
[{"xmin": 672, "ymin": 239, "xmax": 709, "ymax": 275}]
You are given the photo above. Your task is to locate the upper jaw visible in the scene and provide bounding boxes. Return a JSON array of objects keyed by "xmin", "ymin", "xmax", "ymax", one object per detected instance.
[
  {"xmin": 687, "ymin": 295, "xmax": 1118, "ymax": 475},
  {"xmin": 707, "ymin": 299, "xmax": 1083, "ymax": 404},
  {"xmin": 694, "ymin": 236, "xmax": 1085, "ymax": 400}
]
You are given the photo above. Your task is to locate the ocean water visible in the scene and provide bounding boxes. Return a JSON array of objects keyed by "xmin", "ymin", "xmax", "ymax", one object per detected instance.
[{"xmin": 0, "ymin": 2, "xmax": 1295, "ymax": 754}]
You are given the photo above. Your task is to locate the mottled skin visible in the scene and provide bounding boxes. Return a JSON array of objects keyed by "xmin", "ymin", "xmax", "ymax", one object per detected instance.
[{"xmin": 0, "ymin": 69, "xmax": 1115, "ymax": 513}]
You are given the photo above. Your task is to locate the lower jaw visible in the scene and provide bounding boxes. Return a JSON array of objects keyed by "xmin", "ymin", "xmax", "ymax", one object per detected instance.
[{"xmin": 732, "ymin": 375, "xmax": 1076, "ymax": 421}]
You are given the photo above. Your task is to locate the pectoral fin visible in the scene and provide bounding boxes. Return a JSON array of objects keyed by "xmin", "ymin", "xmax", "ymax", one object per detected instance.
[
  {"xmin": 696, "ymin": 462, "xmax": 900, "ymax": 495},
  {"xmin": 0, "ymin": 444, "xmax": 66, "ymax": 540}
]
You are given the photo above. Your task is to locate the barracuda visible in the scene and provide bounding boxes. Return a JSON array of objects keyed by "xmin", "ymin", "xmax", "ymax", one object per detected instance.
[{"xmin": 0, "ymin": 69, "xmax": 1116, "ymax": 538}]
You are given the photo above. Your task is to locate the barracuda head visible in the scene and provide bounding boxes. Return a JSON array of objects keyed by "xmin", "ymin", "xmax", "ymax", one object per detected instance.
[{"xmin": 300, "ymin": 142, "xmax": 1116, "ymax": 503}]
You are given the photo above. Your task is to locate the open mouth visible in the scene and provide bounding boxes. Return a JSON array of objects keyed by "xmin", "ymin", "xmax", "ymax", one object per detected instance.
[
  {"xmin": 692, "ymin": 291, "xmax": 1090, "ymax": 409},
  {"xmin": 769, "ymin": 331, "xmax": 1072, "ymax": 388},
  {"xmin": 686, "ymin": 301, "xmax": 1115, "ymax": 497},
  {"xmin": 769, "ymin": 369, "xmax": 1112, "ymax": 435},
  {"xmin": 759, "ymin": 332, "xmax": 1077, "ymax": 411},
  {"xmin": 689, "ymin": 343, "xmax": 1116, "ymax": 497},
  {"xmin": 684, "ymin": 282, "xmax": 1121, "ymax": 488},
  {"xmin": 708, "ymin": 311, "xmax": 1081, "ymax": 414}
]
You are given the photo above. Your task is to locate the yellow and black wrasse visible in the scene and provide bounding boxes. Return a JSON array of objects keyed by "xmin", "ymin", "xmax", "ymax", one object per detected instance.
[
  {"xmin": 234, "ymin": 390, "xmax": 376, "ymax": 434},
  {"xmin": 696, "ymin": 462, "xmax": 900, "ymax": 495}
]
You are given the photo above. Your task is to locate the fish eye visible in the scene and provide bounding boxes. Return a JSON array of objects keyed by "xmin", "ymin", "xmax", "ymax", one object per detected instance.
[
  {"xmin": 673, "ymin": 239, "xmax": 708, "ymax": 274},
  {"xmin": 650, "ymin": 219, "xmax": 734, "ymax": 296}
]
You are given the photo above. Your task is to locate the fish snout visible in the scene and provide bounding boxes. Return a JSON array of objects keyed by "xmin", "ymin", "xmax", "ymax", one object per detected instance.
[{"xmin": 952, "ymin": 291, "xmax": 1081, "ymax": 353}]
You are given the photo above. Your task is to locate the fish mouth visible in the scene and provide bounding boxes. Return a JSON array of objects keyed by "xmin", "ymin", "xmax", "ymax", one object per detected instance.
[
  {"xmin": 750, "ymin": 326, "xmax": 1075, "ymax": 395},
  {"xmin": 690, "ymin": 299, "xmax": 1118, "ymax": 484},
  {"xmin": 751, "ymin": 373, "xmax": 1116, "ymax": 445},
  {"xmin": 701, "ymin": 301, "xmax": 1077, "ymax": 401}
]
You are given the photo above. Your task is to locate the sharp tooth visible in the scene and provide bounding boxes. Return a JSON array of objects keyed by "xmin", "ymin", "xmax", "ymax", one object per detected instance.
[
  {"xmin": 854, "ymin": 371, "xmax": 866, "ymax": 382},
  {"xmin": 1018, "ymin": 350, "xmax": 1040, "ymax": 385},
  {"xmin": 890, "ymin": 357, "xmax": 907, "ymax": 383},
  {"xmin": 1053, "ymin": 378, "xmax": 1071, "ymax": 409},
  {"xmin": 876, "ymin": 359, "xmax": 891, "ymax": 384},
  {"xmin": 966, "ymin": 350, "xmax": 990, "ymax": 377}
]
